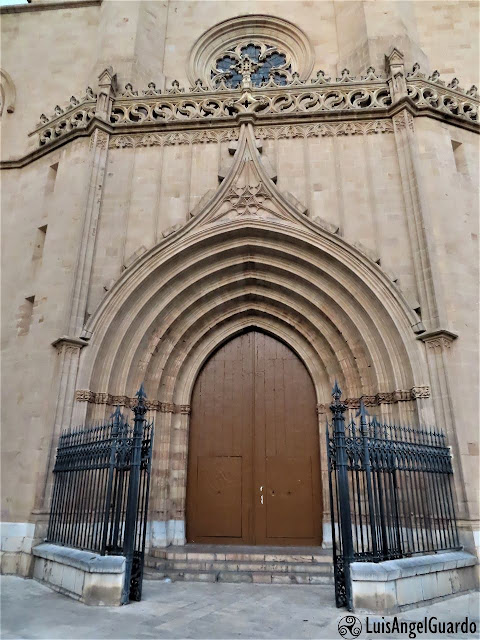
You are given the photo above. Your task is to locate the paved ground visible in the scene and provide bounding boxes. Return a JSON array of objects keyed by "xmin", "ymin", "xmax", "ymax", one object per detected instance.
[{"xmin": 1, "ymin": 576, "xmax": 479, "ymax": 639}]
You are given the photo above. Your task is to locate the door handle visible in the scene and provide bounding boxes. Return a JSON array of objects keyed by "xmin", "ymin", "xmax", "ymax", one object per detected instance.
[{"xmin": 260, "ymin": 495, "xmax": 264, "ymax": 505}]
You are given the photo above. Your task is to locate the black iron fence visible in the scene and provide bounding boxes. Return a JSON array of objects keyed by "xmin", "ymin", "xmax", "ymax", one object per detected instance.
[
  {"xmin": 327, "ymin": 382, "xmax": 460, "ymax": 610},
  {"xmin": 46, "ymin": 385, "xmax": 154, "ymax": 603}
]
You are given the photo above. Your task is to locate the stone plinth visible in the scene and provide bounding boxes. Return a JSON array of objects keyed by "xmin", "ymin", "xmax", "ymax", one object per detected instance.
[
  {"xmin": 351, "ymin": 551, "xmax": 478, "ymax": 613},
  {"xmin": 32, "ymin": 543, "xmax": 125, "ymax": 606}
]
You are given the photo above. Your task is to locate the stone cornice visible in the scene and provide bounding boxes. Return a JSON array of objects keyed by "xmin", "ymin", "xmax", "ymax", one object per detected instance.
[
  {"xmin": 0, "ymin": 63, "xmax": 478, "ymax": 169},
  {"xmin": 0, "ymin": 0, "xmax": 100, "ymax": 14}
]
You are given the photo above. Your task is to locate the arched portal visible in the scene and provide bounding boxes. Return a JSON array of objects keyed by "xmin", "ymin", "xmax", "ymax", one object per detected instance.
[
  {"xmin": 186, "ymin": 329, "xmax": 321, "ymax": 546},
  {"xmin": 72, "ymin": 124, "xmax": 432, "ymax": 548}
]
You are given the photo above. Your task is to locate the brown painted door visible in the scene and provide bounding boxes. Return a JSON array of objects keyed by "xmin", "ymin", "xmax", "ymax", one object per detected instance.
[{"xmin": 186, "ymin": 330, "xmax": 322, "ymax": 545}]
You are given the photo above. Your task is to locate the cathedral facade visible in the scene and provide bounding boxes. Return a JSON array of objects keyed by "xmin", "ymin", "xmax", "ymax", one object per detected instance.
[{"xmin": 1, "ymin": 0, "xmax": 479, "ymax": 596}]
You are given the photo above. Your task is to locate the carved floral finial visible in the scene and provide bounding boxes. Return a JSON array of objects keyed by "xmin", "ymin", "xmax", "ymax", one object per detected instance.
[
  {"xmin": 190, "ymin": 78, "xmax": 206, "ymax": 92},
  {"xmin": 338, "ymin": 68, "xmax": 355, "ymax": 83},
  {"xmin": 467, "ymin": 85, "xmax": 478, "ymax": 97},
  {"xmin": 364, "ymin": 66, "xmax": 379, "ymax": 81},
  {"xmin": 39, "ymin": 113, "xmax": 49, "ymax": 124},
  {"xmin": 143, "ymin": 81, "xmax": 158, "ymax": 96},
  {"xmin": 312, "ymin": 69, "xmax": 331, "ymax": 84},
  {"xmin": 69, "ymin": 96, "xmax": 79, "ymax": 107},
  {"xmin": 448, "ymin": 77, "xmax": 459, "ymax": 89},
  {"xmin": 85, "ymin": 86, "xmax": 96, "ymax": 100},
  {"xmin": 168, "ymin": 79, "xmax": 185, "ymax": 94},
  {"xmin": 429, "ymin": 70, "xmax": 440, "ymax": 82},
  {"xmin": 122, "ymin": 83, "xmax": 138, "ymax": 97},
  {"xmin": 54, "ymin": 105, "xmax": 64, "ymax": 116}
]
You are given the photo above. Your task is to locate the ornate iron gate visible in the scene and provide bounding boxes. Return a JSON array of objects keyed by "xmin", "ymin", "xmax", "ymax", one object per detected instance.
[
  {"xmin": 326, "ymin": 382, "xmax": 460, "ymax": 610},
  {"xmin": 46, "ymin": 385, "xmax": 154, "ymax": 604}
]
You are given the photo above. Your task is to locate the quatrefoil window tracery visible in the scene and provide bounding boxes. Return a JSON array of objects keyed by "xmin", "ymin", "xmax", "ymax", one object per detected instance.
[{"xmin": 211, "ymin": 41, "xmax": 293, "ymax": 88}]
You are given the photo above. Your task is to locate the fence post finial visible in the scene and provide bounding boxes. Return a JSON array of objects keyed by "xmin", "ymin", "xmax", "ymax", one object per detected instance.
[
  {"xmin": 329, "ymin": 380, "xmax": 354, "ymax": 611},
  {"xmin": 356, "ymin": 398, "xmax": 369, "ymax": 423}
]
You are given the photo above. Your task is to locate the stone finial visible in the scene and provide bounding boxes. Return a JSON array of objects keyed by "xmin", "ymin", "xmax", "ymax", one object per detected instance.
[
  {"xmin": 236, "ymin": 56, "xmax": 259, "ymax": 90},
  {"xmin": 466, "ymin": 85, "xmax": 478, "ymax": 97},
  {"xmin": 385, "ymin": 48, "xmax": 407, "ymax": 102},
  {"xmin": 96, "ymin": 67, "xmax": 117, "ymax": 121}
]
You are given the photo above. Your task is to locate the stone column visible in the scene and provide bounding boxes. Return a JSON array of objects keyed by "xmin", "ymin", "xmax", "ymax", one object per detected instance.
[
  {"xmin": 33, "ymin": 337, "xmax": 87, "ymax": 519},
  {"xmin": 389, "ymin": 51, "xmax": 472, "ymax": 547},
  {"xmin": 388, "ymin": 50, "xmax": 446, "ymax": 330}
]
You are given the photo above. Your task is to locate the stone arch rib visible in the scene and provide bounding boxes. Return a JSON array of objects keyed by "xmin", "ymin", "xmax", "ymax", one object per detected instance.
[{"xmin": 76, "ymin": 222, "xmax": 428, "ymax": 426}]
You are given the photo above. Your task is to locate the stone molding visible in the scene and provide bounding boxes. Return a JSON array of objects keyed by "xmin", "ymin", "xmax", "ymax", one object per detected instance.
[
  {"xmin": 109, "ymin": 128, "xmax": 239, "ymax": 149},
  {"xmin": 255, "ymin": 120, "xmax": 394, "ymax": 139},
  {"xmin": 75, "ymin": 390, "xmax": 191, "ymax": 414},
  {"xmin": 315, "ymin": 386, "xmax": 430, "ymax": 414},
  {"xmin": 29, "ymin": 62, "xmax": 478, "ymax": 151}
]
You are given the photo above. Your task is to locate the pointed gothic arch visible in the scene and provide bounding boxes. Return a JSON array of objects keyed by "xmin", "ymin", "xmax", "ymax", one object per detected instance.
[{"xmin": 72, "ymin": 123, "xmax": 432, "ymax": 546}]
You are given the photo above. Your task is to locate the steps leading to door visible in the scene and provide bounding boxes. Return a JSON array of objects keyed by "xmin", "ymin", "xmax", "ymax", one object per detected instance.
[{"xmin": 144, "ymin": 544, "xmax": 334, "ymax": 585}]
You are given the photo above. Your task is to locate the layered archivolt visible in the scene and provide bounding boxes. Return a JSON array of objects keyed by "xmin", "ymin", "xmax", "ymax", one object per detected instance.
[{"xmin": 75, "ymin": 124, "xmax": 428, "ymax": 424}]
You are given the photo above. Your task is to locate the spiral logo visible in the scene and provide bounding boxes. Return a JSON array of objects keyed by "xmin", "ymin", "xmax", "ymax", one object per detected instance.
[{"xmin": 338, "ymin": 615, "xmax": 362, "ymax": 638}]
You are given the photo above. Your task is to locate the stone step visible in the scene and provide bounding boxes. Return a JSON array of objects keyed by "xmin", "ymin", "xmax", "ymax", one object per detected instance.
[
  {"xmin": 144, "ymin": 567, "xmax": 333, "ymax": 585},
  {"xmin": 145, "ymin": 558, "xmax": 334, "ymax": 575},
  {"xmin": 148, "ymin": 545, "xmax": 331, "ymax": 564},
  {"xmin": 144, "ymin": 545, "xmax": 334, "ymax": 585}
]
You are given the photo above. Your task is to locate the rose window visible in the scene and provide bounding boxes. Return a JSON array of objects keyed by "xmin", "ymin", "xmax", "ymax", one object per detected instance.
[{"xmin": 211, "ymin": 42, "xmax": 293, "ymax": 88}]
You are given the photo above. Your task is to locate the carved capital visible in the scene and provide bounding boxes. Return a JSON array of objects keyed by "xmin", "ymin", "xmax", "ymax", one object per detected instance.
[
  {"xmin": 411, "ymin": 385, "xmax": 431, "ymax": 399},
  {"xmin": 52, "ymin": 335, "xmax": 88, "ymax": 352},
  {"xmin": 418, "ymin": 329, "xmax": 458, "ymax": 352}
]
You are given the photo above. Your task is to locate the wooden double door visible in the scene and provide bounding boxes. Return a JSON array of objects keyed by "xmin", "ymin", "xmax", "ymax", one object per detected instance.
[{"xmin": 186, "ymin": 330, "xmax": 322, "ymax": 546}]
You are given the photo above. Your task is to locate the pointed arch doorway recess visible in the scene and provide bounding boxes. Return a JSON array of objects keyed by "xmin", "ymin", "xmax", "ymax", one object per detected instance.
[{"xmin": 186, "ymin": 330, "xmax": 322, "ymax": 546}]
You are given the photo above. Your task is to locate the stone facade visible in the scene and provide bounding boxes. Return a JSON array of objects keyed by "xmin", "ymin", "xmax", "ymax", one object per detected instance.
[{"xmin": 1, "ymin": 0, "xmax": 478, "ymax": 579}]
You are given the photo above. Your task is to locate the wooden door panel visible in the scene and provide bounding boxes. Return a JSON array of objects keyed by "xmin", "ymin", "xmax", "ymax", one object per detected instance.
[
  {"xmin": 187, "ymin": 330, "xmax": 321, "ymax": 546},
  {"xmin": 265, "ymin": 456, "xmax": 315, "ymax": 539},
  {"xmin": 187, "ymin": 333, "xmax": 253, "ymax": 543},
  {"xmin": 194, "ymin": 456, "xmax": 242, "ymax": 538}
]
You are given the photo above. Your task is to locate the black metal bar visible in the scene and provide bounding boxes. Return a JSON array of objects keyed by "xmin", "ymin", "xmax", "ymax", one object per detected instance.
[
  {"xmin": 326, "ymin": 386, "xmax": 460, "ymax": 609},
  {"xmin": 358, "ymin": 402, "xmax": 378, "ymax": 560},
  {"xmin": 122, "ymin": 384, "xmax": 147, "ymax": 604},
  {"xmin": 330, "ymin": 381, "xmax": 354, "ymax": 611}
]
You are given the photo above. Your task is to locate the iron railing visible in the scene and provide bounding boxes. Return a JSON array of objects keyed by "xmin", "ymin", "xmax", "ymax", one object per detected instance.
[
  {"xmin": 327, "ymin": 382, "xmax": 460, "ymax": 610},
  {"xmin": 46, "ymin": 385, "xmax": 153, "ymax": 603}
]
